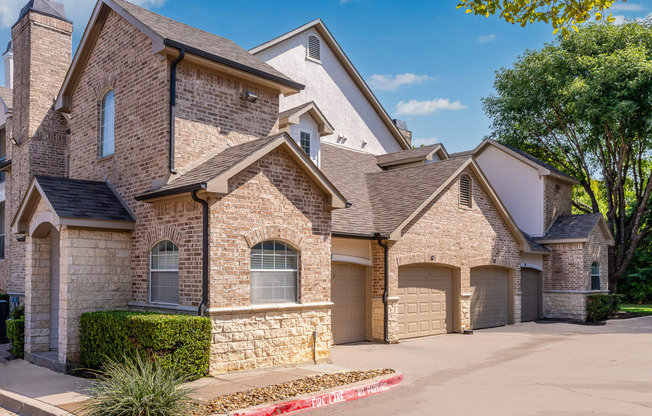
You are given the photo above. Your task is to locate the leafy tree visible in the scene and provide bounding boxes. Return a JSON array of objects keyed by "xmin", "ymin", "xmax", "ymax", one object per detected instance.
[
  {"xmin": 457, "ymin": 0, "xmax": 623, "ymax": 35},
  {"xmin": 483, "ymin": 21, "xmax": 652, "ymax": 292}
]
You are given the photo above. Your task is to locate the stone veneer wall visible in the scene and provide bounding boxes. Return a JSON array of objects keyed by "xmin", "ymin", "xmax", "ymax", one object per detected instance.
[
  {"xmin": 544, "ymin": 292, "xmax": 589, "ymax": 321},
  {"xmin": 372, "ymin": 168, "xmax": 521, "ymax": 340},
  {"xmin": 543, "ymin": 177, "xmax": 572, "ymax": 231},
  {"xmin": 584, "ymin": 224, "xmax": 609, "ymax": 291},
  {"xmin": 210, "ymin": 306, "xmax": 330, "ymax": 374}
]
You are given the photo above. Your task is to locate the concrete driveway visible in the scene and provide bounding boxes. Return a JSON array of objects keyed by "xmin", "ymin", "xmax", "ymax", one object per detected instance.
[{"xmin": 315, "ymin": 317, "xmax": 652, "ymax": 416}]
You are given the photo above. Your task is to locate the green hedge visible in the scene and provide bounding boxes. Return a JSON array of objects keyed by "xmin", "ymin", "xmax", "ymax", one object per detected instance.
[
  {"xmin": 6, "ymin": 318, "xmax": 25, "ymax": 359},
  {"xmin": 80, "ymin": 311, "xmax": 211, "ymax": 380},
  {"xmin": 586, "ymin": 294, "xmax": 624, "ymax": 322}
]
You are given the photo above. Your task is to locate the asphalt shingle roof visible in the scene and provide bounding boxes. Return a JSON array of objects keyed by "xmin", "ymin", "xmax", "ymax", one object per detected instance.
[
  {"xmin": 376, "ymin": 144, "xmax": 441, "ymax": 166},
  {"xmin": 322, "ymin": 143, "xmax": 469, "ymax": 236},
  {"xmin": 35, "ymin": 175, "xmax": 134, "ymax": 222},
  {"xmin": 112, "ymin": 0, "xmax": 301, "ymax": 90},
  {"xmin": 138, "ymin": 134, "xmax": 283, "ymax": 198},
  {"xmin": 536, "ymin": 213, "xmax": 603, "ymax": 241},
  {"xmin": 0, "ymin": 86, "xmax": 12, "ymax": 111},
  {"xmin": 521, "ymin": 230, "xmax": 550, "ymax": 253}
]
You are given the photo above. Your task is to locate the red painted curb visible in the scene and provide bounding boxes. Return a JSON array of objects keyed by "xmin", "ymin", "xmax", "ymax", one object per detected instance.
[{"xmin": 232, "ymin": 373, "xmax": 404, "ymax": 416}]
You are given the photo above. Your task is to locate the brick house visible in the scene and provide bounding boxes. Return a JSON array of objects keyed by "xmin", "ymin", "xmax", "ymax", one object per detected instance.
[{"xmin": 0, "ymin": 0, "xmax": 613, "ymax": 373}]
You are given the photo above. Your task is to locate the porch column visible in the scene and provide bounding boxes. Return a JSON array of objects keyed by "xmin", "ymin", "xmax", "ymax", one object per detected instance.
[{"xmin": 24, "ymin": 235, "xmax": 51, "ymax": 354}]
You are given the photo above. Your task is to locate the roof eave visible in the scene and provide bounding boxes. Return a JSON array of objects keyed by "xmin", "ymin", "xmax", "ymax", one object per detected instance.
[
  {"xmin": 135, "ymin": 182, "xmax": 207, "ymax": 202},
  {"xmin": 250, "ymin": 19, "xmax": 410, "ymax": 150}
]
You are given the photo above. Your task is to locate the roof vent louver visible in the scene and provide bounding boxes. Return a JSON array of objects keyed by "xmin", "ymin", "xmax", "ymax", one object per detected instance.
[
  {"xmin": 459, "ymin": 175, "xmax": 472, "ymax": 208},
  {"xmin": 308, "ymin": 35, "xmax": 320, "ymax": 61}
]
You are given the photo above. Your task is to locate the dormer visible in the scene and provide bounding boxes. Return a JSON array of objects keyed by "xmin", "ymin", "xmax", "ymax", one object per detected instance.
[
  {"xmin": 278, "ymin": 102, "xmax": 334, "ymax": 167},
  {"xmin": 376, "ymin": 143, "xmax": 449, "ymax": 170}
]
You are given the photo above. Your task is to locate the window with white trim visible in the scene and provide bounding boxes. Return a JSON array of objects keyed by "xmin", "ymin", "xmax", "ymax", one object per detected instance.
[
  {"xmin": 300, "ymin": 131, "xmax": 311, "ymax": 157},
  {"xmin": 250, "ymin": 240, "xmax": 298, "ymax": 304},
  {"xmin": 459, "ymin": 175, "xmax": 472, "ymax": 208},
  {"xmin": 307, "ymin": 35, "xmax": 320, "ymax": 61},
  {"xmin": 100, "ymin": 89, "xmax": 115, "ymax": 158},
  {"xmin": 591, "ymin": 261, "xmax": 600, "ymax": 291},
  {"xmin": 150, "ymin": 241, "xmax": 179, "ymax": 304}
]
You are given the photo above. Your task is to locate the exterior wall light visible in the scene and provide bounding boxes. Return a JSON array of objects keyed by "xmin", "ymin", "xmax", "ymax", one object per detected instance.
[
  {"xmin": 243, "ymin": 91, "xmax": 257, "ymax": 103},
  {"xmin": 10, "ymin": 137, "xmax": 21, "ymax": 147}
]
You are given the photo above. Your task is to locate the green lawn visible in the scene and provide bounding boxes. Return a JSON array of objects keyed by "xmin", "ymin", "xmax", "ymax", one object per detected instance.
[{"xmin": 620, "ymin": 304, "xmax": 652, "ymax": 314}]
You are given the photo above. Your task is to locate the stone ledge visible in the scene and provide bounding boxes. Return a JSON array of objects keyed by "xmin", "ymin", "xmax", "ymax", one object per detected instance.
[
  {"xmin": 544, "ymin": 290, "xmax": 609, "ymax": 294},
  {"xmin": 207, "ymin": 302, "xmax": 334, "ymax": 316},
  {"xmin": 128, "ymin": 301, "xmax": 197, "ymax": 314}
]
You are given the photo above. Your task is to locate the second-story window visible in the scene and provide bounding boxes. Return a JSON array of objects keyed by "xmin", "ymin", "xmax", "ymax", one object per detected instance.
[
  {"xmin": 100, "ymin": 89, "xmax": 115, "ymax": 158},
  {"xmin": 300, "ymin": 131, "xmax": 311, "ymax": 157}
]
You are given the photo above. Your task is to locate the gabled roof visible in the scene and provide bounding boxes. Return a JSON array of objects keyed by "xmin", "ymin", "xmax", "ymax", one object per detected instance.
[
  {"xmin": 250, "ymin": 19, "xmax": 410, "ymax": 150},
  {"xmin": 322, "ymin": 143, "xmax": 529, "ymax": 247},
  {"xmin": 376, "ymin": 144, "xmax": 449, "ymax": 168},
  {"xmin": 471, "ymin": 139, "xmax": 579, "ymax": 184},
  {"xmin": 521, "ymin": 231, "xmax": 550, "ymax": 253},
  {"xmin": 13, "ymin": 175, "xmax": 136, "ymax": 236},
  {"xmin": 136, "ymin": 133, "xmax": 347, "ymax": 209},
  {"xmin": 535, "ymin": 213, "xmax": 615, "ymax": 245},
  {"xmin": 0, "ymin": 86, "xmax": 12, "ymax": 113},
  {"xmin": 278, "ymin": 102, "xmax": 334, "ymax": 136},
  {"xmin": 56, "ymin": 0, "xmax": 303, "ymax": 112}
]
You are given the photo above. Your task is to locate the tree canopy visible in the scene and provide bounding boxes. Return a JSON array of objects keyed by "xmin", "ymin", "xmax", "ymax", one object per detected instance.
[
  {"xmin": 457, "ymin": 0, "xmax": 623, "ymax": 35},
  {"xmin": 483, "ymin": 21, "xmax": 652, "ymax": 291}
]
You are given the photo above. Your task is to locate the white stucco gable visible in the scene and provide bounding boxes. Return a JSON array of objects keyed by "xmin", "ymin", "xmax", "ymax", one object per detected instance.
[{"xmin": 251, "ymin": 19, "xmax": 409, "ymax": 155}]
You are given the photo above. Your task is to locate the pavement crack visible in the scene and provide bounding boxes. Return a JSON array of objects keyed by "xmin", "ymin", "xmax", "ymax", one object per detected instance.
[{"xmin": 543, "ymin": 383, "xmax": 652, "ymax": 409}]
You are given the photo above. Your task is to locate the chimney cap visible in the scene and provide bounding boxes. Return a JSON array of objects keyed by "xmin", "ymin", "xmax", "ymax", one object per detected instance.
[
  {"xmin": 392, "ymin": 118, "xmax": 408, "ymax": 131},
  {"xmin": 15, "ymin": 0, "xmax": 70, "ymax": 27},
  {"xmin": 3, "ymin": 41, "xmax": 12, "ymax": 56}
]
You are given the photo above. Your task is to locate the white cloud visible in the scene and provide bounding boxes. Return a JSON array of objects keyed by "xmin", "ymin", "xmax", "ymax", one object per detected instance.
[
  {"xmin": 411, "ymin": 137, "xmax": 439, "ymax": 147},
  {"xmin": 609, "ymin": 3, "xmax": 645, "ymax": 11},
  {"xmin": 0, "ymin": 0, "xmax": 166, "ymax": 29},
  {"xmin": 612, "ymin": 14, "xmax": 627, "ymax": 24},
  {"xmin": 476, "ymin": 34, "xmax": 496, "ymax": 44},
  {"xmin": 369, "ymin": 73, "xmax": 433, "ymax": 91},
  {"xmin": 395, "ymin": 98, "xmax": 468, "ymax": 116}
]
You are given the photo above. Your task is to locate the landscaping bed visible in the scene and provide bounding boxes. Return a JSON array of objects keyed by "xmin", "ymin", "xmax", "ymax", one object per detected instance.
[{"xmin": 191, "ymin": 369, "xmax": 395, "ymax": 415}]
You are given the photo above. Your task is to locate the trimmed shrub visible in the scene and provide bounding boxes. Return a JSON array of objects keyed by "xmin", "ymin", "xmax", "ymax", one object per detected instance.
[
  {"xmin": 6, "ymin": 317, "xmax": 25, "ymax": 358},
  {"xmin": 81, "ymin": 354, "xmax": 197, "ymax": 416},
  {"xmin": 80, "ymin": 311, "xmax": 211, "ymax": 380},
  {"xmin": 586, "ymin": 294, "xmax": 623, "ymax": 322}
]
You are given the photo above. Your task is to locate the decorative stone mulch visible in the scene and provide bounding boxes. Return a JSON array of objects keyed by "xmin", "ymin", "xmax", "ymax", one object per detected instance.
[{"xmin": 191, "ymin": 369, "xmax": 395, "ymax": 415}]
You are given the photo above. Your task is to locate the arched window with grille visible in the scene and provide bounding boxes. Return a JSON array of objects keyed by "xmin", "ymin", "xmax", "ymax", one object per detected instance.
[
  {"xmin": 150, "ymin": 241, "xmax": 179, "ymax": 304},
  {"xmin": 99, "ymin": 89, "xmax": 115, "ymax": 158},
  {"xmin": 250, "ymin": 240, "xmax": 298, "ymax": 304}
]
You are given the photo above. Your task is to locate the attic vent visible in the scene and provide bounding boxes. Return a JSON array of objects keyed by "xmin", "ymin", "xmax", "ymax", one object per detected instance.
[
  {"xmin": 459, "ymin": 175, "xmax": 472, "ymax": 208},
  {"xmin": 307, "ymin": 35, "xmax": 320, "ymax": 61}
]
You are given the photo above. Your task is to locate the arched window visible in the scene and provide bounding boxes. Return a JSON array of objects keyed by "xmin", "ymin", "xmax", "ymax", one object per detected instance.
[
  {"xmin": 150, "ymin": 241, "xmax": 179, "ymax": 304},
  {"xmin": 459, "ymin": 174, "xmax": 472, "ymax": 208},
  {"xmin": 250, "ymin": 240, "xmax": 298, "ymax": 304},
  {"xmin": 590, "ymin": 261, "xmax": 600, "ymax": 291},
  {"xmin": 307, "ymin": 35, "xmax": 320, "ymax": 61},
  {"xmin": 100, "ymin": 89, "xmax": 115, "ymax": 158}
]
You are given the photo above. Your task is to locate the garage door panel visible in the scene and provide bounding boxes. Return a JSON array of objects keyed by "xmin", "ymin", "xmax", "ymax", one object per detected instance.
[
  {"xmin": 470, "ymin": 268, "xmax": 509, "ymax": 330},
  {"xmin": 332, "ymin": 263, "xmax": 367, "ymax": 344},
  {"xmin": 398, "ymin": 265, "xmax": 453, "ymax": 339}
]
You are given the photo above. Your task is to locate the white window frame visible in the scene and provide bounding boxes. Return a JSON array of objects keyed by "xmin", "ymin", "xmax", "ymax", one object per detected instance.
[
  {"xmin": 300, "ymin": 130, "xmax": 311, "ymax": 157},
  {"xmin": 99, "ymin": 89, "xmax": 115, "ymax": 158},
  {"xmin": 149, "ymin": 240, "xmax": 180, "ymax": 305},
  {"xmin": 590, "ymin": 261, "xmax": 601, "ymax": 291},
  {"xmin": 250, "ymin": 240, "xmax": 299, "ymax": 305}
]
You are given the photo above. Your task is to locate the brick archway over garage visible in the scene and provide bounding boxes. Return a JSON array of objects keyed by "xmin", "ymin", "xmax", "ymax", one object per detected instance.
[{"xmin": 395, "ymin": 253, "xmax": 460, "ymax": 269}]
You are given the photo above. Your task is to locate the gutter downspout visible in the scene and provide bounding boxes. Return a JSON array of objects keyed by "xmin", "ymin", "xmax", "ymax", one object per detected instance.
[
  {"xmin": 374, "ymin": 234, "xmax": 390, "ymax": 344},
  {"xmin": 169, "ymin": 49, "xmax": 185, "ymax": 175},
  {"xmin": 191, "ymin": 190, "xmax": 209, "ymax": 316}
]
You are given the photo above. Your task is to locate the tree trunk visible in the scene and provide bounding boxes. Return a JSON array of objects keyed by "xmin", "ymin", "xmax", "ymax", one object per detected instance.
[{"xmin": 608, "ymin": 245, "xmax": 618, "ymax": 294}]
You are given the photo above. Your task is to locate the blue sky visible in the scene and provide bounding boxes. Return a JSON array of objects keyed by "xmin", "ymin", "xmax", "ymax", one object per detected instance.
[{"xmin": 0, "ymin": 0, "xmax": 650, "ymax": 152}]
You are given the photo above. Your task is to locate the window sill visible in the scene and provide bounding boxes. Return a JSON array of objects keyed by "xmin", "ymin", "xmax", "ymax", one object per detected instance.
[
  {"xmin": 207, "ymin": 301, "xmax": 334, "ymax": 316},
  {"xmin": 98, "ymin": 153, "xmax": 115, "ymax": 162},
  {"xmin": 305, "ymin": 56, "xmax": 322, "ymax": 65},
  {"xmin": 128, "ymin": 301, "xmax": 197, "ymax": 314}
]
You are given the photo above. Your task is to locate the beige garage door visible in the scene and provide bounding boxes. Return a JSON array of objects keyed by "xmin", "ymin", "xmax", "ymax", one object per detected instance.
[
  {"xmin": 470, "ymin": 267, "xmax": 509, "ymax": 329},
  {"xmin": 521, "ymin": 268, "xmax": 540, "ymax": 322},
  {"xmin": 398, "ymin": 265, "xmax": 453, "ymax": 339},
  {"xmin": 332, "ymin": 262, "xmax": 366, "ymax": 344}
]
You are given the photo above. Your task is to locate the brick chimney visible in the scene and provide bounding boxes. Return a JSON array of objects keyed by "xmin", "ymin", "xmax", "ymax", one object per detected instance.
[{"xmin": 392, "ymin": 118, "xmax": 412, "ymax": 147}]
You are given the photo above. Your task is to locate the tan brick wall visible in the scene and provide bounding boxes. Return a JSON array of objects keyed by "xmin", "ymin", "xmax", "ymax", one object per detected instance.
[
  {"xmin": 543, "ymin": 177, "xmax": 572, "ymax": 231},
  {"xmin": 174, "ymin": 63, "xmax": 279, "ymax": 172},
  {"xmin": 210, "ymin": 307, "xmax": 330, "ymax": 374},
  {"xmin": 373, "ymin": 168, "xmax": 521, "ymax": 339},
  {"xmin": 585, "ymin": 224, "xmax": 609, "ymax": 291},
  {"xmin": 543, "ymin": 243, "xmax": 584, "ymax": 291},
  {"xmin": 5, "ymin": 11, "xmax": 72, "ymax": 296}
]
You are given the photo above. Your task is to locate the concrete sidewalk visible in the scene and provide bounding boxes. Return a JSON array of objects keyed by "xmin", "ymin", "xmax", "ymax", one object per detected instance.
[{"xmin": 0, "ymin": 356, "xmax": 351, "ymax": 415}]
